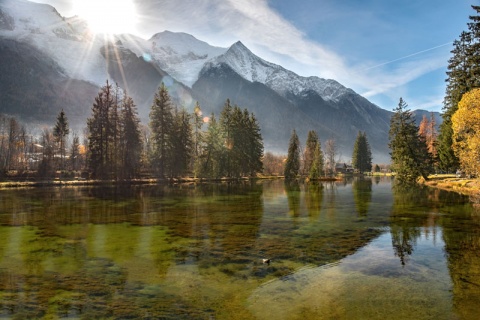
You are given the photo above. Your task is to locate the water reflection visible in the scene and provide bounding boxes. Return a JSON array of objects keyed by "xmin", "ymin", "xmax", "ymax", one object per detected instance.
[
  {"xmin": 304, "ymin": 183, "xmax": 323, "ymax": 220},
  {"xmin": 284, "ymin": 181, "xmax": 300, "ymax": 217},
  {"xmin": 352, "ymin": 178, "xmax": 372, "ymax": 216},
  {"xmin": 0, "ymin": 179, "xmax": 479, "ymax": 318}
]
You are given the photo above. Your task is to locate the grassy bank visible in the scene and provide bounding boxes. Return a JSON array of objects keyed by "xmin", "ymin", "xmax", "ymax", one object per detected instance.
[{"xmin": 421, "ymin": 174, "xmax": 480, "ymax": 197}]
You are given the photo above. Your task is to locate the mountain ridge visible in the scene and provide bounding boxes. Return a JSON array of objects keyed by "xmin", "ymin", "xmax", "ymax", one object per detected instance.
[{"xmin": 0, "ymin": 0, "xmax": 440, "ymax": 163}]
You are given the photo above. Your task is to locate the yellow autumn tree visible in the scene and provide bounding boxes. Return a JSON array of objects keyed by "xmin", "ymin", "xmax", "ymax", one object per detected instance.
[{"xmin": 452, "ymin": 88, "xmax": 480, "ymax": 177}]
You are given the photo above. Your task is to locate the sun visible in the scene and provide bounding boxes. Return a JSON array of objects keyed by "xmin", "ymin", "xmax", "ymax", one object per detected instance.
[{"xmin": 73, "ymin": 0, "xmax": 138, "ymax": 35}]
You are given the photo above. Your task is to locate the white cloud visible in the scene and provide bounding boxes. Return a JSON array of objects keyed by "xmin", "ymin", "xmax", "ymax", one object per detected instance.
[
  {"xmin": 136, "ymin": 0, "xmax": 448, "ymax": 110},
  {"xmin": 359, "ymin": 55, "xmax": 447, "ymax": 98},
  {"xmin": 35, "ymin": 0, "xmax": 450, "ymax": 111}
]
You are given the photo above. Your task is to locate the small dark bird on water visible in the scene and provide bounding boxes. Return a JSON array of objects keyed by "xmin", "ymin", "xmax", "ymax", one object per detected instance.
[{"xmin": 262, "ymin": 258, "xmax": 271, "ymax": 264}]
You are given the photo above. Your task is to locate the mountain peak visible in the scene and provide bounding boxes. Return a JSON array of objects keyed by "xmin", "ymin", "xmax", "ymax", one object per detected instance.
[
  {"xmin": 231, "ymin": 40, "xmax": 247, "ymax": 49},
  {"xmin": 150, "ymin": 30, "xmax": 198, "ymax": 43},
  {"xmin": 142, "ymin": 30, "xmax": 227, "ymax": 87}
]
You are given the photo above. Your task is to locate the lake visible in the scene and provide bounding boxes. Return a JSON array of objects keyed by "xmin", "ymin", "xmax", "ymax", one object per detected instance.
[{"xmin": 0, "ymin": 177, "xmax": 479, "ymax": 319}]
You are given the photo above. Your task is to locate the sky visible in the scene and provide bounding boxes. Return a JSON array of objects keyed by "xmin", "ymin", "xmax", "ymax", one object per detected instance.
[{"xmin": 33, "ymin": 0, "xmax": 477, "ymax": 113}]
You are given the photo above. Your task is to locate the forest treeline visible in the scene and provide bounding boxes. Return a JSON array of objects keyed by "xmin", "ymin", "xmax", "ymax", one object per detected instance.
[
  {"xmin": 0, "ymin": 77, "xmax": 380, "ymax": 181},
  {"xmin": 0, "ymin": 81, "xmax": 265, "ymax": 181}
]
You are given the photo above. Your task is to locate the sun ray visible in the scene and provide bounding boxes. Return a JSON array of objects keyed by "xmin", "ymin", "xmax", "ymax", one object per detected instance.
[{"xmin": 72, "ymin": 0, "xmax": 138, "ymax": 35}]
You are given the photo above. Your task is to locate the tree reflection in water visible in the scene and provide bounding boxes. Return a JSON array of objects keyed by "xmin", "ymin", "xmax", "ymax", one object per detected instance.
[
  {"xmin": 352, "ymin": 178, "xmax": 372, "ymax": 216},
  {"xmin": 284, "ymin": 181, "xmax": 301, "ymax": 217},
  {"xmin": 304, "ymin": 182, "xmax": 323, "ymax": 220},
  {"xmin": 389, "ymin": 182, "xmax": 430, "ymax": 266}
]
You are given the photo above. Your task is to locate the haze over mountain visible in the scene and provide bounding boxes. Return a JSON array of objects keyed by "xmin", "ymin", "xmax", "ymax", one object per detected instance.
[{"xmin": 0, "ymin": 0, "xmax": 439, "ymax": 163}]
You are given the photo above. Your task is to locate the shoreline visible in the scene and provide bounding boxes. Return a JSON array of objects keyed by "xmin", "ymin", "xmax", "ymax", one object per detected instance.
[
  {"xmin": 421, "ymin": 175, "xmax": 480, "ymax": 197},
  {"xmin": 0, "ymin": 175, "xmax": 346, "ymax": 189}
]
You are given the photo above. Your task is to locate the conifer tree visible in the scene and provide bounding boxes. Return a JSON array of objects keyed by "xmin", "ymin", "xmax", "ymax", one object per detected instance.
[
  {"xmin": 170, "ymin": 107, "xmax": 192, "ymax": 178},
  {"xmin": 149, "ymin": 82, "xmax": 174, "ymax": 178},
  {"xmin": 120, "ymin": 94, "xmax": 142, "ymax": 179},
  {"xmin": 304, "ymin": 130, "xmax": 319, "ymax": 175},
  {"xmin": 284, "ymin": 129, "xmax": 300, "ymax": 181},
  {"xmin": 220, "ymin": 99, "xmax": 234, "ymax": 177},
  {"xmin": 309, "ymin": 142, "xmax": 324, "ymax": 180},
  {"xmin": 245, "ymin": 111, "xmax": 264, "ymax": 176},
  {"xmin": 192, "ymin": 101, "xmax": 204, "ymax": 176},
  {"xmin": 200, "ymin": 114, "xmax": 225, "ymax": 178},
  {"xmin": 87, "ymin": 80, "xmax": 114, "ymax": 179},
  {"xmin": 53, "ymin": 109, "xmax": 69, "ymax": 170},
  {"xmin": 218, "ymin": 101, "xmax": 263, "ymax": 178},
  {"xmin": 352, "ymin": 131, "xmax": 372, "ymax": 173},
  {"xmin": 438, "ymin": 6, "xmax": 480, "ymax": 172},
  {"xmin": 389, "ymin": 98, "xmax": 432, "ymax": 182}
]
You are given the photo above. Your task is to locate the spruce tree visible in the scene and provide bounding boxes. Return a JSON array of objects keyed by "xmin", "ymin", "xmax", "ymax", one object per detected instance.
[
  {"xmin": 352, "ymin": 131, "xmax": 372, "ymax": 173},
  {"xmin": 245, "ymin": 111, "xmax": 264, "ymax": 176},
  {"xmin": 149, "ymin": 83, "xmax": 174, "ymax": 178},
  {"xmin": 170, "ymin": 107, "xmax": 192, "ymax": 178},
  {"xmin": 120, "ymin": 94, "xmax": 142, "ymax": 179},
  {"xmin": 87, "ymin": 80, "xmax": 114, "ymax": 179},
  {"xmin": 309, "ymin": 142, "xmax": 324, "ymax": 180},
  {"xmin": 53, "ymin": 109, "xmax": 69, "ymax": 170},
  {"xmin": 389, "ymin": 98, "xmax": 432, "ymax": 182},
  {"xmin": 192, "ymin": 101, "xmax": 204, "ymax": 177},
  {"xmin": 438, "ymin": 6, "xmax": 480, "ymax": 172},
  {"xmin": 220, "ymin": 99, "xmax": 234, "ymax": 177},
  {"xmin": 304, "ymin": 130, "xmax": 319, "ymax": 175},
  {"xmin": 284, "ymin": 129, "xmax": 300, "ymax": 181},
  {"xmin": 218, "ymin": 101, "xmax": 263, "ymax": 178},
  {"xmin": 200, "ymin": 114, "xmax": 226, "ymax": 178}
]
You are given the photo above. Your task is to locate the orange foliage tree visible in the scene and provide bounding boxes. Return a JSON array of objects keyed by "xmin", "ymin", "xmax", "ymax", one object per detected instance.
[
  {"xmin": 452, "ymin": 88, "xmax": 480, "ymax": 177},
  {"xmin": 418, "ymin": 113, "xmax": 438, "ymax": 160}
]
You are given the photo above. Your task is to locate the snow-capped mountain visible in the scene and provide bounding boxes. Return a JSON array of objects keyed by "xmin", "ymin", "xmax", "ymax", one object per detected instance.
[
  {"xmin": 0, "ymin": 0, "xmax": 116, "ymax": 86},
  {"xmin": 205, "ymin": 41, "xmax": 353, "ymax": 102},
  {"xmin": 2, "ymin": 0, "xmax": 435, "ymax": 162},
  {"xmin": 143, "ymin": 31, "xmax": 227, "ymax": 87}
]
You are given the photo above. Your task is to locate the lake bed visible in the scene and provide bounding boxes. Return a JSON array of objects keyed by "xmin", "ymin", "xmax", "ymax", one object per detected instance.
[{"xmin": 0, "ymin": 178, "xmax": 479, "ymax": 319}]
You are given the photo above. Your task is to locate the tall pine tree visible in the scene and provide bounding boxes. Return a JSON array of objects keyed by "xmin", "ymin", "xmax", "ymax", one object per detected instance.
[
  {"xmin": 284, "ymin": 129, "xmax": 300, "ymax": 181},
  {"xmin": 149, "ymin": 83, "xmax": 174, "ymax": 178},
  {"xmin": 53, "ymin": 109, "xmax": 69, "ymax": 170},
  {"xmin": 170, "ymin": 107, "xmax": 192, "ymax": 178},
  {"xmin": 309, "ymin": 142, "xmax": 324, "ymax": 180},
  {"xmin": 87, "ymin": 80, "xmax": 114, "ymax": 179},
  {"xmin": 304, "ymin": 130, "xmax": 319, "ymax": 175},
  {"xmin": 120, "ymin": 94, "xmax": 142, "ymax": 179},
  {"xmin": 245, "ymin": 111, "xmax": 263, "ymax": 176},
  {"xmin": 389, "ymin": 98, "xmax": 432, "ymax": 182},
  {"xmin": 200, "ymin": 114, "xmax": 226, "ymax": 178},
  {"xmin": 438, "ymin": 6, "xmax": 480, "ymax": 172},
  {"xmin": 352, "ymin": 131, "xmax": 372, "ymax": 173},
  {"xmin": 192, "ymin": 101, "xmax": 204, "ymax": 177}
]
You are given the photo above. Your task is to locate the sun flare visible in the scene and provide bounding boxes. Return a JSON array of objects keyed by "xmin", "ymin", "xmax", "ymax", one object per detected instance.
[{"xmin": 73, "ymin": 0, "xmax": 137, "ymax": 35}]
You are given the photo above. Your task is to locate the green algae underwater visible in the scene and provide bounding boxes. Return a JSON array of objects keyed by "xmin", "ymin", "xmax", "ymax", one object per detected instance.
[{"xmin": 0, "ymin": 178, "xmax": 479, "ymax": 319}]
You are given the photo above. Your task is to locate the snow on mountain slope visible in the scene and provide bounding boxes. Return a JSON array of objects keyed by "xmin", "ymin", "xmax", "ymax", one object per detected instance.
[
  {"xmin": 1, "ymin": 0, "xmax": 355, "ymax": 104},
  {"xmin": 138, "ymin": 31, "xmax": 227, "ymax": 87},
  {"xmin": 0, "ymin": 0, "xmax": 111, "ymax": 86},
  {"xmin": 208, "ymin": 41, "xmax": 354, "ymax": 102}
]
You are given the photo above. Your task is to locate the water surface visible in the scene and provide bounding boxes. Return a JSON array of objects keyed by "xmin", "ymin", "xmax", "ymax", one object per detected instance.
[{"xmin": 0, "ymin": 178, "xmax": 479, "ymax": 319}]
